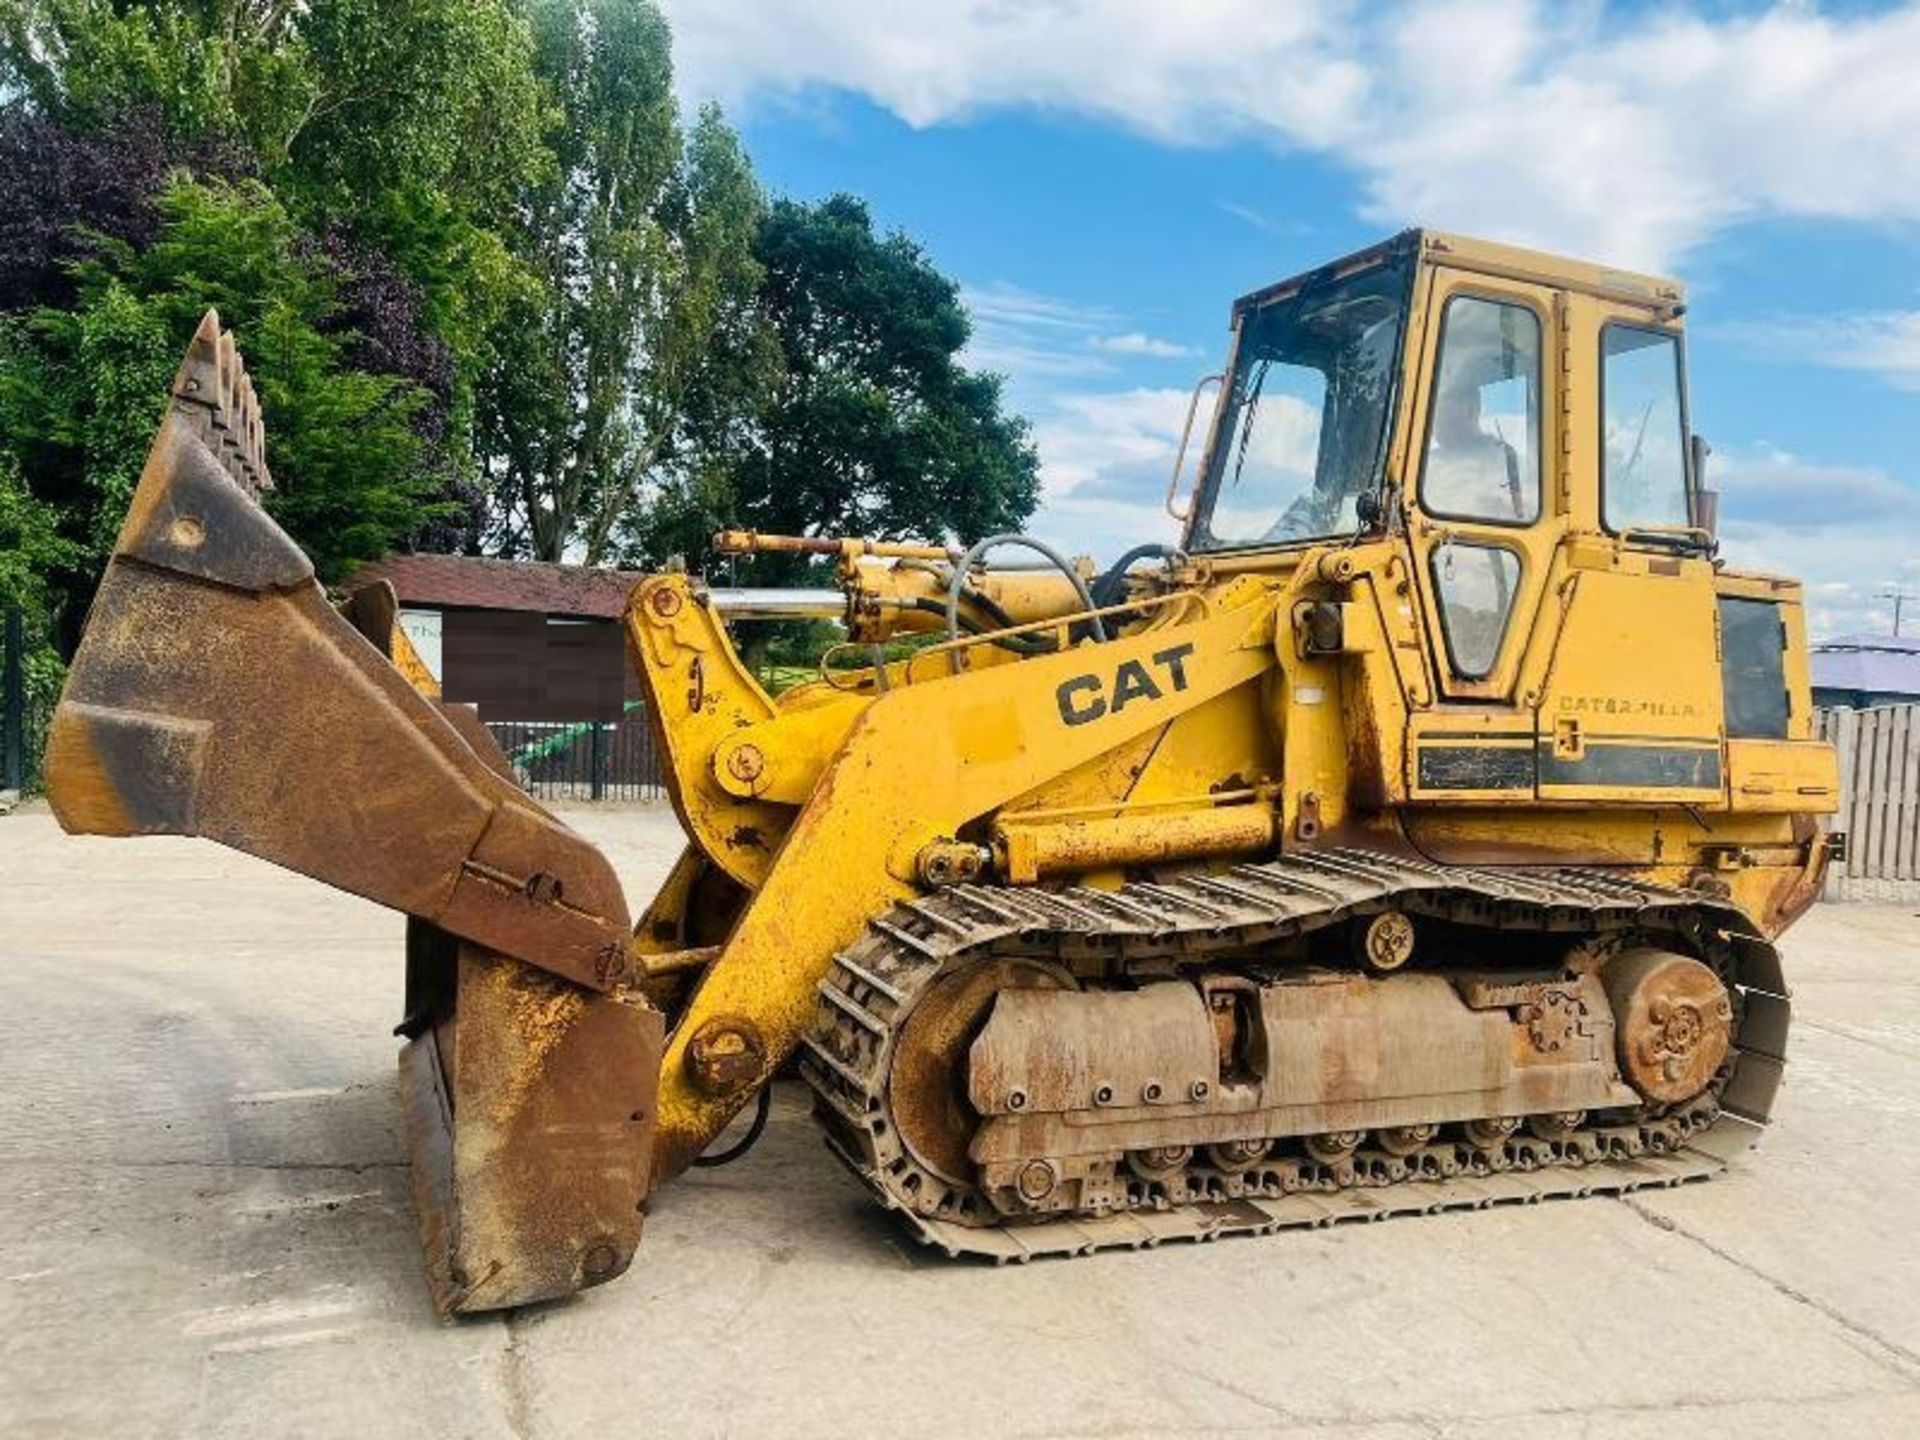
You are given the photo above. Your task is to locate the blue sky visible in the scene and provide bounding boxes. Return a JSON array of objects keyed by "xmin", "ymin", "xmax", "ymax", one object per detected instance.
[{"xmin": 662, "ymin": 0, "xmax": 1920, "ymax": 638}]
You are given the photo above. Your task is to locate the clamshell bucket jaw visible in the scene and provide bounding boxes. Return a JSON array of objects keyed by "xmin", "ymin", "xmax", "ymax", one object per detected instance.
[{"xmin": 46, "ymin": 312, "xmax": 662, "ymax": 1313}]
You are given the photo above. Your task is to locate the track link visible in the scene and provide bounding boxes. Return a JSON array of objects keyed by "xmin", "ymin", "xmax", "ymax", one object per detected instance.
[{"xmin": 800, "ymin": 849, "xmax": 1791, "ymax": 1261}]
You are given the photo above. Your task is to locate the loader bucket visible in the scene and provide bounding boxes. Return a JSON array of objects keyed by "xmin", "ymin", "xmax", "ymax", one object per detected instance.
[{"xmin": 47, "ymin": 312, "xmax": 662, "ymax": 1313}]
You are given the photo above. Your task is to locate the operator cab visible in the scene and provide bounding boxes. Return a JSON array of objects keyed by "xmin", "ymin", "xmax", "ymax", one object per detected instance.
[
  {"xmin": 1178, "ymin": 228, "xmax": 1705, "ymax": 562},
  {"xmin": 1178, "ymin": 229, "xmax": 1823, "ymax": 819}
]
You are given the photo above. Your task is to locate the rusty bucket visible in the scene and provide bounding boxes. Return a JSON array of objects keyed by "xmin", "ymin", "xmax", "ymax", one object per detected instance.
[{"xmin": 46, "ymin": 312, "xmax": 662, "ymax": 1313}]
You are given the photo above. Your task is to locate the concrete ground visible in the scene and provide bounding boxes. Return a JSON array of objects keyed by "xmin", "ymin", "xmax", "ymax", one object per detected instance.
[{"xmin": 4, "ymin": 803, "xmax": 1920, "ymax": 1440}]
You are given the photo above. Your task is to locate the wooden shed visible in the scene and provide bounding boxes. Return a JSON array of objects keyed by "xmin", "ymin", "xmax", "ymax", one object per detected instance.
[{"xmin": 344, "ymin": 554, "xmax": 644, "ymax": 723}]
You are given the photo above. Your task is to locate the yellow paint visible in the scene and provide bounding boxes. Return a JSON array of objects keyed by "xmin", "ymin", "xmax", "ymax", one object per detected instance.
[
  {"xmin": 1727, "ymin": 740, "xmax": 1841, "ymax": 813},
  {"xmin": 845, "ymin": 558, "xmax": 1087, "ymax": 643},
  {"xmin": 622, "ymin": 577, "xmax": 789, "ymax": 890},
  {"xmin": 387, "ymin": 620, "xmax": 441, "ymax": 700},
  {"xmin": 604, "ymin": 231, "xmax": 1839, "ymax": 1171},
  {"xmin": 995, "ymin": 799, "xmax": 1277, "ymax": 883},
  {"xmin": 648, "ymin": 593, "xmax": 1277, "ymax": 1177}
]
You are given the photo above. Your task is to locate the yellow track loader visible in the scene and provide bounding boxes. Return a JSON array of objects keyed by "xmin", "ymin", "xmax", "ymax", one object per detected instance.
[{"xmin": 46, "ymin": 230, "xmax": 1838, "ymax": 1314}]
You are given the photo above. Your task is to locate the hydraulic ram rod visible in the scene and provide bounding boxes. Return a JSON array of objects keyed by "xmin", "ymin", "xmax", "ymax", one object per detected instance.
[{"xmin": 704, "ymin": 587, "xmax": 851, "ymax": 619}]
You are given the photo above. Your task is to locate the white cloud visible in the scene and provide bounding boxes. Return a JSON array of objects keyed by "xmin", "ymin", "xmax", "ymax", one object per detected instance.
[
  {"xmin": 961, "ymin": 284, "xmax": 1210, "ymax": 384},
  {"xmin": 664, "ymin": 0, "xmax": 1920, "ymax": 272},
  {"xmin": 1712, "ymin": 445, "xmax": 1920, "ymax": 532},
  {"xmin": 959, "ymin": 282, "xmax": 1116, "ymax": 380},
  {"xmin": 1712, "ymin": 446, "xmax": 1920, "ymax": 637},
  {"xmin": 964, "ymin": 282, "xmax": 1113, "ymax": 335},
  {"xmin": 1019, "ymin": 381, "xmax": 1311, "ymax": 558},
  {"xmin": 1031, "ymin": 387, "xmax": 1200, "ymax": 501},
  {"xmin": 1089, "ymin": 331, "xmax": 1200, "ymax": 359},
  {"xmin": 1216, "ymin": 201, "xmax": 1317, "ymax": 240},
  {"xmin": 1733, "ymin": 311, "xmax": 1920, "ymax": 393},
  {"xmin": 1004, "ymin": 385, "xmax": 1198, "ymax": 560},
  {"xmin": 665, "ymin": 1, "xmax": 1348, "ymax": 137}
]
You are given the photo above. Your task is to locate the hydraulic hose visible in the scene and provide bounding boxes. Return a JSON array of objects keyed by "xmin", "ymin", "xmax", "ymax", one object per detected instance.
[
  {"xmin": 903, "ymin": 597, "xmax": 1056, "ymax": 654},
  {"xmin": 944, "ymin": 534, "xmax": 1107, "ymax": 647},
  {"xmin": 690, "ymin": 1084, "xmax": 773, "ymax": 1168},
  {"xmin": 1089, "ymin": 543, "xmax": 1181, "ymax": 609}
]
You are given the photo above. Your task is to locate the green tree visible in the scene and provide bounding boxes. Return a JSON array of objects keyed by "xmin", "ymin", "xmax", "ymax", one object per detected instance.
[
  {"xmin": 0, "ymin": 0, "xmax": 1041, "ymax": 608},
  {"xmin": 635, "ymin": 194, "xmax": 1041, "ymax": 574},
  {"xmin": 0, "ymin": 0, "xmax": 311, "ymax": 147},
  {"xmin": 0, "ymin": 0, "xmax": 552, "ymax": 523},
  {"xmin": 0, "ymin": 1, "xmax": 546, "ymax": 211},
  {"xmin": 479, "ymin": 0, "xmax": 773, "ymax": 564},
  {"xmin": 0, "ymin": 178, "xmax": 441, "ymax": 591},
  {"xmin": 0, "ymin": 449, "xmax": 76, "ymax": 622},
  {"xmin": 0, "ymin": 446, "xmax": 78, "ymax": 724},
  {"xmin": 270, "ymin": 0, "xmax": 551, "ymax": 461}
]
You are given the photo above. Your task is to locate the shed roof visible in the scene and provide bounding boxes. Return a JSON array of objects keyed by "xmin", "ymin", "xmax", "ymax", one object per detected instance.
[
  {"xmin": 1811, "ymin": 633, "xmax": 1920, "ymax": 698},
  {"xmin": 345, "ymin": 554, "xmax": 644, "ymax": 621}
]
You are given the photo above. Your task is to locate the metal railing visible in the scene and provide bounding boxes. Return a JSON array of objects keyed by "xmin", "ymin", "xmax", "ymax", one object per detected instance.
[
  {"xmin": 485, "ymin": 706, "xmax": 665, "ymax": 802},
  {"xmin": 0, "ymin": 690, "xmax": 50, "ymax": 797},
  {"xmin": 2, "ymin": 604, "xmax": 53, "ymax": 797}
]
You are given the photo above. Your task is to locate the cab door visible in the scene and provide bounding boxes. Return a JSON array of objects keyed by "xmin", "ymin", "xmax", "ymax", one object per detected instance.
[
  {"xmin": 1528, "ymin": 300, "xmax": 1724, "ymax": 807},
  {"xmin": 1401, "ymin": 268, "xmax": 1564, "ymax": 799}
]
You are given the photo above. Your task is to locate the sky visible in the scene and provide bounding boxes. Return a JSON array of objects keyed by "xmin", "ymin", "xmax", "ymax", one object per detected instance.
[{"xmin": 659, "ymin": 0, "xmax": 1920, "ymax": 639}]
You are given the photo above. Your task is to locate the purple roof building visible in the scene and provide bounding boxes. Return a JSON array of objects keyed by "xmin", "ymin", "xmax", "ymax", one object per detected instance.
[{"xmin": 1811, "ymin": 634, "xmax": 1920, "ymax": 709}]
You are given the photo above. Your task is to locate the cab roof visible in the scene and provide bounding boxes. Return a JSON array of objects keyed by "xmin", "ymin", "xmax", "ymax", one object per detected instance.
[{"xmin": 1232, "ymin": 229, "xmax": 1685, "ymax": 320}]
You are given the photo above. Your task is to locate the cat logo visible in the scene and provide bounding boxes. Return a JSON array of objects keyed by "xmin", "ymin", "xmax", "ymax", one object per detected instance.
[{"xmin": 1055, "ymin": 642, "xmax": 1195, "ymax": 726}]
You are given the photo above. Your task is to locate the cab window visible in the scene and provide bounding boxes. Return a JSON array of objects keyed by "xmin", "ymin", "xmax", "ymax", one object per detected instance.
[
  {"xmin": 1208, "ymin": 360, "xmax": 1329, "ymax": 542},
  {"xmin": 1194, "ymin": 255, "xmax": 1411, "ymax": 550},
  {"xmin": 1432, "ymin": 540, "xmax": 1522, "ymax": 679},
  {"xmin": 1601, "ymin": 326, "xmax": 1689, "ymax": 532},
  {"xmin": 1420, "ymin": 296, "xmax": 1541, "ymax": 526}
]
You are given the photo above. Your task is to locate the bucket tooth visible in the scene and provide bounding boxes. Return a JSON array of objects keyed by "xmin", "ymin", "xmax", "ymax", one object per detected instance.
[{"xmin": 167, "ymin": 309, "xmax": 271, "ymax": 498}]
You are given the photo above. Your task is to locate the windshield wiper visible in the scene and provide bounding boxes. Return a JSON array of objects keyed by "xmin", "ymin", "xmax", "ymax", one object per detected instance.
[{"xmin": 1230, "ymin": 358, "xmax": 1271, "ymax": 488}]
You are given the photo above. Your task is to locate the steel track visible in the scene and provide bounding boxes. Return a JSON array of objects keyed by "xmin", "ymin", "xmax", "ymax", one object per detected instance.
[{"xmin": 800, "ymin": 849, "xmax": 1791, "ymax": 1261}]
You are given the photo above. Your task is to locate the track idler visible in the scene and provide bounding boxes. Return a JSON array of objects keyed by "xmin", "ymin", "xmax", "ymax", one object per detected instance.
[{"xmin": 46, "ymin": 313, "xmax": 663, "ymax": 1313}]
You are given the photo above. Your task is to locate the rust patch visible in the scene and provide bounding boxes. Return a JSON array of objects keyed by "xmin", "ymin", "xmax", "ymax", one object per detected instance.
[
  {"xmin": 890, "ymin": 958, "xmax": 1071, "ymax": 1185},
  {"xmin": 685, "ymin": 1015, "xmax": 768, "ymax": 1095},
  {"xmin": 1603, "ymin": 949, "xmax": 1732, "ymax": 1104},
  {"xmin": 47, "ymin": 312, "xmax": 633, "ymax": 991},
  {"xmin": 401, "ymin": 940, "xmax": 662, "ymax": 1316}
]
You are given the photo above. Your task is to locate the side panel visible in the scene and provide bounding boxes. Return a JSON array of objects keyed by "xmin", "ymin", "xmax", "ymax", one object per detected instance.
[{"xmin": 1534, "ymin": 565, "xmax": 1725, "ymax": 805}]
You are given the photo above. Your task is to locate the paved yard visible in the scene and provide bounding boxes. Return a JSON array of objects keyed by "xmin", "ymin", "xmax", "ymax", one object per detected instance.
[{"xmin": 4, "ymin": 801, "xmax": 1919, "ymax": 1439}]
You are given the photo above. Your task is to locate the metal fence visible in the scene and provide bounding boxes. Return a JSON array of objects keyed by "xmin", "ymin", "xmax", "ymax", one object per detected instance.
[
  {"xmin": 2, "ymin": 605, "xmax": 52, "ymax": 797},
  {"xmin": 0, "ymin": 623, "xmax": 665, "ymax": 808},
  {"xmin": 485, "ymin": 709, "xmax": 665, "ymax": 802},
  {"xmin": 0, "ymin": 693, "xmax": 50, "ymax": 796},
  {"xmin": 1815, "ymin": 703, "xmax": 1920, "ymax": 901}
]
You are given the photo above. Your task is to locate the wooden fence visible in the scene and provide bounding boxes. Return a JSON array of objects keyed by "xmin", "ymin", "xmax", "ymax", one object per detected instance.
[{"xmin": 1815, "ymin": 703, "xmax": 1920, "ymax": 901}]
